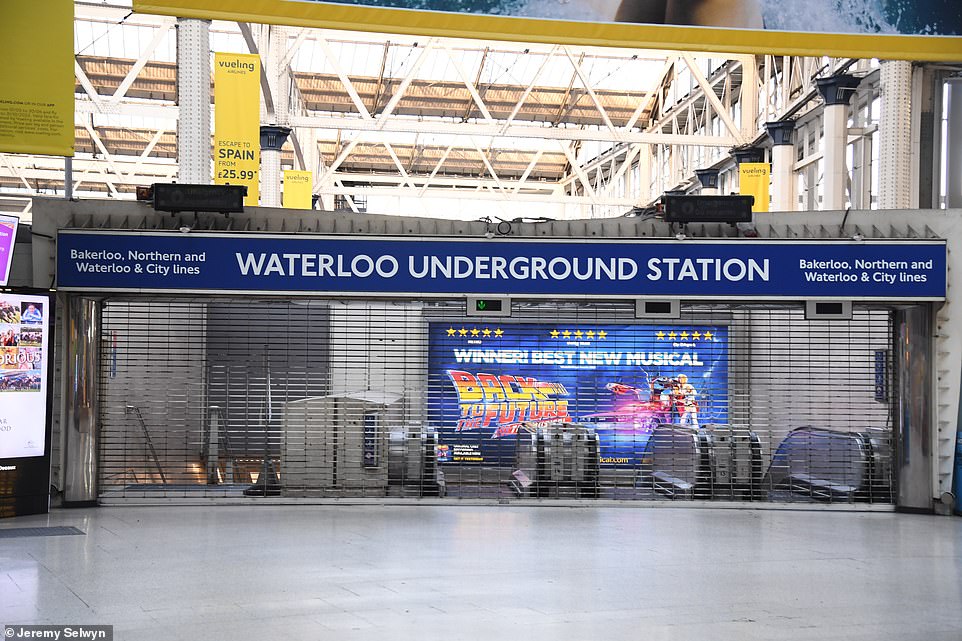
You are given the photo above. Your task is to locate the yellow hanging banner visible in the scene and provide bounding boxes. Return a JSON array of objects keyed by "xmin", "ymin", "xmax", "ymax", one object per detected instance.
[
  {"xmin": 282, "ymin": 170, "xmax": 313, "ymax": 209},
  {"xmin": 739, "ymin": 163, "xmax": 770, "ymax": 213},
  {"xmin": 0, "ymin": 0, "xmax": 74, "ymax": 156},
  {"xmin": 214, "ymin": 52, "xmax": 260, "ymax": 206}
]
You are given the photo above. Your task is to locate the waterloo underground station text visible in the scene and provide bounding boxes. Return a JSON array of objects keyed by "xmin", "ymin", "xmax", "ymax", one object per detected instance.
[{"xmin": 235, "ymin": 253, "xmax": 771, "ymax": 283}]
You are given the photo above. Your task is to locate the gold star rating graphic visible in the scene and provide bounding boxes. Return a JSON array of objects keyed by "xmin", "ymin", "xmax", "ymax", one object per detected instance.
[
  {"xmin": 458, "ymin": 328, "xmax": 468, "ymax": 336},
  {"xmin": 494, "ymin": 328, "xmax": 504, "ymax": 338},
  {"xmin": 574, "ymin": 330, "xmax": 584, "ymax": 339},
  {"xmin": 562, "ymin": 330, "xmax": 571, "ymax": 339},
  {"xmin": 668, "ymin": 331, "xmax": 677, "ymax": 340},
  {"xmin": 680, "ymin": 331, "xmax": 689, "ymax": 339},
  {"xmin": 482, "ymin": 328, "xmax": 492, "ymax": 337},
  {"xmin": 470, "ymin": 328, "xmax": 480, "ymax": 337},
  {"xmin": 656, "ymin": 331, "xmax": 666, "ymax": 340},
  {"xmin": 703, "ymin": 331, "xmax": 713, "ymax": 341},
  {"xmin": 692, "ymin": 331, "xmax": 701, "ymax": 340},
  {"xmin": 597, "ymin": 330, "xmax": 607, "ymax": 340},
  {"xmin": 586, "ymin": 330, "xmax": 595, "ymax": 339},
  {"xmin": 550, "ymin": 329, "xmax": 560, "ymax": 338},
  {"xmin": 446, "ymin": 327, "xmax": 456, "ymax": 336}
]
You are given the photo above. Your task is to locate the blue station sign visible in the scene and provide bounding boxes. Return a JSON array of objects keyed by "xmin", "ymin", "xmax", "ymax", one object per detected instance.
[{"xmin": 56, "ymin": 231, "xmax": 947, "ymax": 300}]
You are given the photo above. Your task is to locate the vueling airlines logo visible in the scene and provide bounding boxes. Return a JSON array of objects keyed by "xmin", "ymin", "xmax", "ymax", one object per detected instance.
[{"xmin": 217, "ymin": 59, "xmax": 256, "ymax": 73}]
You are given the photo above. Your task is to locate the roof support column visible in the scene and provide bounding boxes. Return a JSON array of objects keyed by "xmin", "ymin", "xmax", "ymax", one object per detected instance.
[
  {"xmin": 176, "ymin": 18, "xmax": 211, "ymax": 184},
  {"xmin": 878, "ymin": 61, "xmax": 915, "ymax": 210},
  {"xmin": 260, "ymin": 26, "xmax": 291, "ymax": 208},
  {"xmin": 816, "ymin": 74, "xmax": 861, "ymax": 211},
  {"xmin": 695, "ymin": 168, "xmax": 719, "ymax": 195},
  {"xmin": 766, "ymin": 120, "xmax": 796, "ymax": 212},
  {"xmin": 946, "ymin": 78, "xmax": 962, "ymax": 209}
]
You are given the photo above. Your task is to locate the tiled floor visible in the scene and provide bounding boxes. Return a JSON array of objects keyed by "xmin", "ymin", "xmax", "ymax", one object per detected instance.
[{"xmin": 1, "ymin": 505, "xmax": 960, "ymax": 640}]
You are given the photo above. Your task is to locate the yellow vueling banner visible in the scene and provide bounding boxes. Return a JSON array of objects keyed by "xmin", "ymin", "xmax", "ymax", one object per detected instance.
[
  {"xmin": 0, "ymin": 0, "xmax": 74, "ymax": 156},
  {"xmin": 739, "ymin": 163, "xmax": 770, "ymax": 213},
  {"xmin": 214, "ymin": 53, "xmax": 260, "ymax": 206},
  {"xmin": 283, "ymin": 170, "xmax": 313, "ymax": 209}
]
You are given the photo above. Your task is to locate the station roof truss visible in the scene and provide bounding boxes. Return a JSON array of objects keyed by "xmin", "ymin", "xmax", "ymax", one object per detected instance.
[{"xmin": 0, "ymin": 1, "xmax": 880, "ymax": 218}]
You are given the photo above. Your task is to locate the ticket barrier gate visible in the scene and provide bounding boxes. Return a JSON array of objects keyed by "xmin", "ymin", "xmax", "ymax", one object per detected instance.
[
  {"xmin": 274, "ymin": 395, "xmax": 443, "ymax": 498},
  {"xmin": 646, "ymin": 424, "xmax": 762, "ymax": 500},
  {"xmin": 512, "ymin": 423, "xmax": 601, "ymax": 498},
  {"xmin": 387, "ymin": 427, "xmax": 446, "ymax": 497}
]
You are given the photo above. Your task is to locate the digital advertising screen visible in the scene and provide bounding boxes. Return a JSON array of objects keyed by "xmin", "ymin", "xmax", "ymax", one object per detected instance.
[
  {"xmin": 0, "ymin": 292, "xmax": 50, "ymax": 459},
  {"xmin": 0, "ymin": 215, "xmax": 19, "ymax": 287},
  {"xmin": 428, "ymin": 322, "xmax": 728, "ymax": 468}
]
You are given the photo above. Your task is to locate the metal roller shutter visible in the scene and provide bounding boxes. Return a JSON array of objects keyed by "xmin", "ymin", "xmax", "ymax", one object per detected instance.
[{"xmin": 98, "ymin": 297, "xmax": 895, "ymax": 505}]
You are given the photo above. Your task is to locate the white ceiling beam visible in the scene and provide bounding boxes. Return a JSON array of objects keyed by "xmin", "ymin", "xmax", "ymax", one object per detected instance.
[
  {"xmin": 442, "ymin": 44, "xmax": 495, "ymax": 123},
  {"xmin": 512, "ymin": 149, "xmax": 545, "ymax": 196},
  {"xmin": 375, "ymin": 39, "xmax": 436, "ymax": 128},
  {"xmin": 289, "ymin": 115, "xmax": 738, "ymax": 147},
  {"xmin": 316, "ymin": 36, "xmax": 373, "ymax": 120},
  {"xmin": 500, "ymin": 46, "xmax": 557, "ymax": 135},
  {"xmin": 280, "ymin": 28, "xmax": 310, "ymax": 70},
  {"xmin": 127, "ymin": 129, "xmax": 168, "ymax": 177},
  {"xmin": 2, "ymin": 167, "xmax": 174, "ymax": 187},
  {"xmin": 382, "ymin": 142, "xmax": 420, "ymax": 191},
  {"xmin": 331, "ymin": 171, "xmax": 554, "ymax": 190},
  {"xmin": 418, "ymin": 144, "xmax": 455, "ymax": 197},
  {"xmin": 317, "ymin": 136, "xmax": 362, "ymax": 186},
  {"xmin": 0, "ymin": 155, "xmax": 36, "ymax": 193},
  {"xmin": 74, "ymin": 99, "xmax": 178, "ymax": 121},
  {"xmin": 82, "ymin": 123, "xmax": 130, "ymax": 182},
  {"xmin": 558, "ymin": 142, "xmax": 598, "ymax": 203},
  {"xmin": 74, "ymin": 62, "xmax": 107, "ymax": 114},
  {"xmin": 319, "ymin": 185, "xmax": 637, "ymax": 207},
  {"xmin": 680, "ymin": 52, "xmax": 747, "ymax": 145},
  {"xmin": 472, "ymin": 140, "xmax": 508, "ymax": 194},
  {"xmin": 625, "ymin": 57, "xmax": 675, "ymax": 131},
  {"xmin": 238, "ymin": 22, "xmax": 276, "ymax": 119},
  {"xmin": 562, "ymin": 46, "xmax": 618, "ymax": 139},
  {"xmin": 111, "ymin": 19, "xmax": 176, "ymax": 102}
]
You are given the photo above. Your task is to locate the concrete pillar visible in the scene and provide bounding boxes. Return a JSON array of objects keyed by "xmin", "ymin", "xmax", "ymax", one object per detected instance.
[
  {"xmin": 878, "ymin": 61, "xmax": 914, "ymax": 210},
  {"xmin": 176, "ymin": 19, "xmax": 211, "ymax": 184},
  {"xmin": 766, "ymin": 120, "xmax": 796, "ymax": 212},
  {"xmin": 947, "ymin": 78, "xmax": 962, "ymax": 209},
  {"xmin": 633, "ymin": 144, "xmax": 652, "ymax": 205},
  {"xmin": 815, "ymin": 74, "xmax": 861, "ymax": 211},
  {"xmin": 260, "ymin": 125, "xmax": 291, "ymax": 208},
  {"xmin": 695, "ymin": 168, "xmax": 719, "ymax": 195},
  {"xmin": 260, "ymin": 26, "xmax": 292, "ymax": 208}
]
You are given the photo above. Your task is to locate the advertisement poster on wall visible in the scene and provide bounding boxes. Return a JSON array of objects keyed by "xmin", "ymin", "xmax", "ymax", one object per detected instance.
[
  {"xmin": 135, "ymin": 0, "xmax": 962, "ymax": 61},
  {"xmin": 0, "ymin": 215, "xmax": 19, "ymax": 287},
  {"xmin": 0, "ymin": 293, "xmax": 50, "ymax": 460},
  {"xmin": 428, "ymin": 322, "xmax": 728, "ymax": 468},
  {"xmin": 214, "ymin": 52, "xmax": 261, "ymax": 206},
  {"xmin": 0, "ymin": 0, "xmax": 74, "ymax": 156}
]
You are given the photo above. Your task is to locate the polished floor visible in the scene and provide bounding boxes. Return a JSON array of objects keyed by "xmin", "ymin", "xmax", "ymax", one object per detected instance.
[{"xmin": 1, "ymin": 505, "xmax": 961, "ymax": 641}]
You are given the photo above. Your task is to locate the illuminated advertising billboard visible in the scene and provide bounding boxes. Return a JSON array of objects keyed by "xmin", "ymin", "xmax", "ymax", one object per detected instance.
[
  {"xmin": 428, "ymin": 322, "xmax": 728, "ymax": 468},
  {"xmin": 0, "ymin": 293, "xmax": 50, "ymax": 459},
  {"xmin": 0, "ymin": 215, "xmax": 18, "ymax": 287},
  {"xmin": 135, "ymin": 0, "xmax": 962, "ymax": 61}
]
